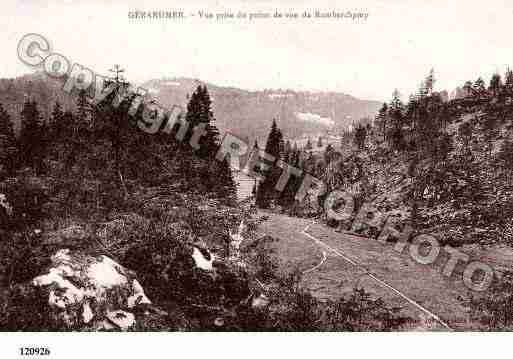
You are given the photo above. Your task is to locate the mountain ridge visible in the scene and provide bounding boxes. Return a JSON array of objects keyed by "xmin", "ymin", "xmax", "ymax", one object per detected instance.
[
  {"xmin": 141, "ymin": 76, "xmax": 382, "ymax": 142},
  {"xmin": 0, "ymin": 73, "xmax": 382, "ymax": 141}
]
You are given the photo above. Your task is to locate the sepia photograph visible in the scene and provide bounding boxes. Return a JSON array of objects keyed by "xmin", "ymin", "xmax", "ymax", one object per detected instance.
[{"xmin": 1, "ymin": 0, "xmax": 513, "ymax": 356}]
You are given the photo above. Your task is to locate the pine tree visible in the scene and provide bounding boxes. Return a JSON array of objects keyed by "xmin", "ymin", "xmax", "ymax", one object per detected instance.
[
  {"xmin": 76, "ymin": 90, "xmax": 90, "ymax": 123},
  {"xmin": 19, "ymin": 99, "xmax": 44, "ymax": 172},
  {"xmin": 424, "ymin": 68, "xmax": 436, "ymax": 95},
  {"xmin": 285, "ymin": 139, "xmax": 292, "ymax": 154},
  {"xmin": 324, "ymin": 143, "xmax": 334, "ymax": 163},
  {"xmin": 49, "ymin": 101, "xmax": 64, "ymax": 138},
  {"xmin": 283, "ymin": 140, "xmax": 291, "ymax": 164},
  {"xmin": 317, "ymin": 136, "xmax": 323, "ymax": 148},
  {"xmin": 277, "ymin": 128, "xmax": 284, "ymax": 159},
  {"xmin": 473, "ymin": 77, "xmax": 486, "ymax": 98},
  {"xmin": 278, "ymin": 145, "xmax": 304, "ymax": 209},
  {"xmin": 61, "ymin": 110, "xmax": 76, "ymax": 169},
  {"xmin": 390, "ymin": 89, "xmax": 402, "ymax": 110},
  {"xmin": 201, "ymin": 86, "xmax": 220, "ymax": 157},
  {"xmin": 388, "ymin": 89, "xmax": 405, "ymax": 150},
  {"xmin": 186, "ymin": 85, "xmax": 219, "ymax": 158},
  {"xmin": 0, "ymin": 103, "xmax": 18, "ymax": 176},
  {"xmin": 463, "ymin": 81, "xmax": 474, "ymax": 97},
  {"xmin": 305, "ymin": 138, "xmax": 312, "ymax": 150},
  {"xmin": 76, "ymin": 89, "xmax": 91, "ymax": 138},
  {"xmin": 353, "ymin": 124, "xmax": 367, "ymax": 150},
  {"xmin": 489, "ymin": 73, "xmax": 503, "ymax": 97},
  {"xmin": 418, "ymin": 80, "xmax": 429, "ymax": 99},
  {"xmin": 183, "ymin": 85, "xmax": 234, "ymax": 200},
  {"xmin": 256, "ymin": 119, "xmax": 283, "ymax": 208},
  {"xmin": 405, "ymin": 95, "xmax": 418, "ymax": 131},
  {"xmin": 291, "ymin": 149, "xmax": 300, "ymax": 167},
  {"xmin": 250, "ymin": 139, "xmax": 261, "ymax": 175},
  {"xmin": 0, "ymin": 104, "xmax": 15, "ymax": 141},
  {"xmin": 268, "ymin": 121, "xmax": 283, "ymax": 159},
  {"xmin": 70, "ymin": 89, "xmax": 92, "ymax": 170},
  {"xmin": 211, "ymin": 157, "xmax": 237, "ymax": 205},
  {"xmin": 505, "ymin": 68, "xmax": 513, "ymax": 92},
  {"xmin": 92, "ymin": 74, "xmax": 144, "ymax": 197},
  {"xmin": 375, "ymin": 103, "xmax": 388, "ymax": 142},
  {"xmin": 48, "ymin": 101, "xmax": 69, "ymax": 163}
]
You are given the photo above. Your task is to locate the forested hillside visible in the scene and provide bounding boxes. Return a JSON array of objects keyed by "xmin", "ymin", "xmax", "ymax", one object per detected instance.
[
  {"xmin": 258, "ymin": 69, "xmax": 513, "ymax": 246},
  {"xmin": 0, "ymin": 73, "xmax": 405, "ymax": 331},
  {"xmin": 0, "ymin": 74, "xmax": 381, "ymax": 143},
  {"xmin": 252, "ymin": 68, "xmax": 513, "ymax": 329}
]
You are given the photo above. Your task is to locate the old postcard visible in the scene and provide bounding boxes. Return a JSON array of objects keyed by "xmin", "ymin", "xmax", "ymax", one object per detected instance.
[{"xmin": 0, "ymin": 0, "xmax": 511, "ymax": 357}]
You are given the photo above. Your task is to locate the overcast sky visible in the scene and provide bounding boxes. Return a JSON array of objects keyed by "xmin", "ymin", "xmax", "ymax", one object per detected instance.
[{"xmin": 2, "ymin": 0, "xmax": 513, "ymax": 102}]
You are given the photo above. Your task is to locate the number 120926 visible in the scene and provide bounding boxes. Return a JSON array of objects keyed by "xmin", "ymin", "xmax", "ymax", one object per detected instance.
[{"xmin": 19, "ymin": 347, "xmax": 51, "ymax": 356}]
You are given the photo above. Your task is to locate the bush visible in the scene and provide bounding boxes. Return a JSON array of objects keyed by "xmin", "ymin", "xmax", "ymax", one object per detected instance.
[
  {"xmin": 0, "ymin": 175, "xmax": 49, "ymax": 230},
  {"xmin": 226, "ymin": 273, "xmax": 410, "ymax": 331},
  {"xmin": 468, "ymin": 271, "xmax": 513, "ymax": 330},
  {"xmin": 0, "ymin": 284, "xmax": 57, "ymax": 331},
  {"xmin": 0, "ymin": 230, "xmax": 51, "ymax": 287},
  {"xmin": 232, "ymin": 238, "xmax": 411, "ymax": 331}
]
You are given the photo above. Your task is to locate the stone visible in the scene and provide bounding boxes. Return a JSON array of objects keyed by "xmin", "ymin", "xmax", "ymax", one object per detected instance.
[
  {"xmin": 251, "ymin": 293, "xmax": 270, "ymax": 308},
  {"xmin": 106, "ymin": 310, "xmax": 135, "ymax": 331},
  {"xmin": 191, "ymin": 246, "xmax": 215, "ymax": 271},
  {"xmin": 31, "ymin": 249, "xmax": 152, "ymax": 330},
  {"xmin": 0, "ymin": 193, "xmax": 13, "ymax": 216}
]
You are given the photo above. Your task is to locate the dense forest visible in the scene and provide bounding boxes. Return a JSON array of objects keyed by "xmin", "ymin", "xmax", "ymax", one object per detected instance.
[{"xmin": 258, "ymin": 69, "xmax": 513, "ymax": 247}]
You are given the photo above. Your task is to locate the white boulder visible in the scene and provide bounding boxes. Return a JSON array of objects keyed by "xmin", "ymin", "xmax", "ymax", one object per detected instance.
[
  {"xmin": 191, "ymin": 246, "xmax": 215, "ymax": 271},
  {"xmin": 32, "ymin": 249, "xmax": 151, "ymax": 330},
  {"xmin": 0, "ymin": 193, "xmax": 13, "ymax": 216}
]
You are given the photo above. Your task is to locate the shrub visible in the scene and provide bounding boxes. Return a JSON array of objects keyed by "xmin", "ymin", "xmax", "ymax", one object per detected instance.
[
  {"xmin": 0, "ymin": 230, "xmax": 51, "ymax": 287},
  {"xmin": 468, "ymin": 271, "xmax": 513, "ymax": 330},
  {"xmin": 228, "ymin": 272, "xmax": 410, "ymax": 331},
  {"xmin": 0, "ymin": 284, "xmax": 57, "ymax": 331}
]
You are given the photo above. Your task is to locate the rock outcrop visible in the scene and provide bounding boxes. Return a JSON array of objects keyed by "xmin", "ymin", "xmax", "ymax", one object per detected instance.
[
  {"xmin": 30, "ymin": 249, "xmax": 152, "ymax": 331},
  {"xmin": 0, "ymin": 193, "xmax": 12, "ymax": 230}
]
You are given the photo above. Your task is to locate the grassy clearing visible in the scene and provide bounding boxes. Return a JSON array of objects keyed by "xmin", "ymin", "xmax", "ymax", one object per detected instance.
[{"xmin": 257, "ymin": 211, "xmax": 482, "ymax": 330}]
